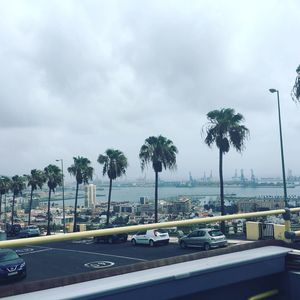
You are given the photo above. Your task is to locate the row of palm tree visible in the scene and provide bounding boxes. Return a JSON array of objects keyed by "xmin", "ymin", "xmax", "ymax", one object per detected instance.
[{"xmin": 0, "ymin": 108, "xmax": 250, "ymax": 235}]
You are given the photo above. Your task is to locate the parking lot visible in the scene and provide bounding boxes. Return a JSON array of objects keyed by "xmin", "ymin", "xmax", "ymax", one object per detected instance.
[{"xmin": 3, "ymin": 237, "xmax": 208, "ymax": 284}]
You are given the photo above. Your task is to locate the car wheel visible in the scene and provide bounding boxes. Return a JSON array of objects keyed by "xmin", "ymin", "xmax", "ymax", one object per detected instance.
[
  {"xmin": 149, "ymin": 240, "xmax": 155, "ymax": 247},
  {"xmin": 165, "ymin": 240, "xmax": 169, "ymax": 245},
  {"xmin": 131, "ymin": 239, "xmax": 136, "ymax": 246},
  {"xmin": 93, "ymin": 237, "xmax": 100, "ymax": 244},
  {"xmin": 204, "ymin": 243, "xmax": 210, "ymax": 251},
  {"xmin": 108, "ymin": 237, "xmax": 113, "ymax": 244},
  {"xmin": 180, "ymin": 241, "xmax": 186, "ymax": 249}
]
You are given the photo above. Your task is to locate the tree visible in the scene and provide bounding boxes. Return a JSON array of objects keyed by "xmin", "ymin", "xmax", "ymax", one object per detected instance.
[
  {"xmin": 68, "ymin": 156, "xmax": 93, "ymax": 232},
  {"xmin": 44, "ymin": 164, "xmax": 62, "ymax": 235},
  {"xmin": 97, "ymin": 149, "xmax": 128, "ymax": 225},
  {"xmin": 0, "ymin": 176, "xmax": 11, "ymax": 222},
  {"xmin": 291, "ymin": 65, "xmax": 300, "ymax": 102},
  {"xmin": 139, "ymin": 135, "xmax": 178, "ymax": 223},
  {"xmin": 25, "ymin": 169, "xmax": 46, "ymax": 226},
  {"xmin": 204, "ymin": 108, "xmax": 249, "ymax": 233},
  {"xmin": 10, "ymin": 175, "xmax": 26, "ymax": 227}
]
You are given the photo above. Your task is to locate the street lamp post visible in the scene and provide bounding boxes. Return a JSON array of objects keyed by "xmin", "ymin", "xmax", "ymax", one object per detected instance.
[
  {"xmin": 56, "ymin": 159, "xmax": 66, "ymax": 233},
  {"xmin": 269, "ymin": 89, "xmax": 288, "ymax": 207}
]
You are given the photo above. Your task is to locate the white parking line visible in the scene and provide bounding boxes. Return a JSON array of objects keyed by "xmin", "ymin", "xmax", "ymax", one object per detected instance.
[
  {"xmin": 25, "ymin": 245, "xmax": 148, "ymax": 262},
  {"xmin": 19, "ymin": 248, "xmax": 53, "ymax": 255}
]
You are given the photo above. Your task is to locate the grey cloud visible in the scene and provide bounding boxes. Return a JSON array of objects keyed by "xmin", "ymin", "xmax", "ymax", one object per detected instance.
[{"xmin": 0, "ymin": 0, "xmax": 300, "ymax": 179}]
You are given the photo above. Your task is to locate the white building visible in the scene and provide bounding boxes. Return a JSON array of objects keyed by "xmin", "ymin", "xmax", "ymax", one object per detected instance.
[{"xmin": 84, "ymin": 184, "xmax": 96, "ymax": 208}]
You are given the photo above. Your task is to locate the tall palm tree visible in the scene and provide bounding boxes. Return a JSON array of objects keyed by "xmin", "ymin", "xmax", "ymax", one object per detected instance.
[
  {"xmin": 204, "ymin": 108, "xmax": 249, "ymax": 233},
  {"xmin": 44, "ymin": 164, "xmax": 62, "ymax": 235},
  {"xmin": 97, "ymin": 149, "xmax": 128, "ymax": 225},
  {"xmin": 68, "ymin": 156, "xmax": 93, "ymax": 232},
  {"xmin": 25, "ymin": 169, "xmax": 46, "ymax": 226},
  {"xmin": 0, "ymin": 176, "xmax": 11, "ymax": 222},
  {"xmin": 10, "ymin": 175, "xmax": 26, "ymax": 227},
  {"xmin": 291, "ymin": 65, "xmax": 300, "ymax": 102},
  {"xmin": 139, "ymin": 135, "xmax": 178, "ymax": 223}
]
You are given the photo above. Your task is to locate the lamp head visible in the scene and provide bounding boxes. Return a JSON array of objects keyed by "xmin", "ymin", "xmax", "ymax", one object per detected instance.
[{"xmin": 269, "ymin": 88, "xmax": 277, "ymax": 93}]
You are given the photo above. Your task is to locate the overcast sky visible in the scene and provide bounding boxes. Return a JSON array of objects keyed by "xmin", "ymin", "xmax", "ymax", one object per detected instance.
[{"xmin": 0, "ymin": 0, "xmax": 300, "ymax": 182}]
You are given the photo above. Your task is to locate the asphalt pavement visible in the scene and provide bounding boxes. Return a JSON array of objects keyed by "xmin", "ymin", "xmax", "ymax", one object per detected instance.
[
  {"xmin": 2, "ymin": 238, "xmax": 202, "ymax": 285},
  {"xmin": 0, "ymin": 235, "xmax": 255, "ymax": 288}
]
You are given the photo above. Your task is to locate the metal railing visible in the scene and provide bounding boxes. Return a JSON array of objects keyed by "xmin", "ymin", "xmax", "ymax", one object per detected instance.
[{"xmin": 1, "ymin": 207, "xmax": 300, "ymax": 248}]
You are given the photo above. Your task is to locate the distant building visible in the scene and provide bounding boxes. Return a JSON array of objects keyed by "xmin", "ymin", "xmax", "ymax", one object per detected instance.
[
  {"xmin": 113, "ymin": 204, "xmax": 134, "ymax": 214},
  {"xmin": 238, "ymin": 198, "xmax": 285, "ymax": 212},
  {"xmin": 136, "ymin": 204, "xmax": 155, "ymax": 214},
  {"xmin": 167, "ymin": 198, "xmax": 191, "ymax": 214},
  {"xmin": 53, "ymin": 215, "xmax": 74, "ymax": 226},
  {"xmin": 84, "ymin": 184, "xmax": 96, "ymax": 208},
  {"xmin": 140, "ymin": 197, "xmax": 148, "ymax": 205}
]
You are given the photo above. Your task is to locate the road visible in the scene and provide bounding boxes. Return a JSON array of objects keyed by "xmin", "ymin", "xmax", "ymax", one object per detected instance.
[{"xmin": 5, "ymin": 238, "xmax": 203, "ymax": 284}]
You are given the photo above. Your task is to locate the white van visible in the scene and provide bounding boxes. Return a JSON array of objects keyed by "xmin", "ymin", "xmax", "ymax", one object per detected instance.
[{"xmin": 131, "ymin": 229, "xmax": 169, "ymax": 247}]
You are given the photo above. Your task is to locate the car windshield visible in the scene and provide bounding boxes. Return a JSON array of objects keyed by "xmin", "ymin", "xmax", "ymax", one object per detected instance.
[
  {"xmin": 27, "ymin": 226, "xmax": 38, "ymax": 229},
  {"xmin": 208, "ymin": 230, "xmax": 223, "ymax": 237},
  {"xmin": 0, "ymin": 250, "xmax": 19, "ymax": 262}
]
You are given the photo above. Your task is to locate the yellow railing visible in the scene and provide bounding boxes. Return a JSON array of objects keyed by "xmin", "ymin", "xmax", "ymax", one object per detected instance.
[{"xmin": 1, "ymin": 207, "xmax": 300, "ymax": 248}]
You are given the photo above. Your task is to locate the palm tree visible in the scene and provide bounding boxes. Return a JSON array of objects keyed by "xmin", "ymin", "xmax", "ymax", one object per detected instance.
[
  {"xmin": 44, "ymin": 164, "xmax": 62, "ymax": 235},
  {"xmin": 97, "ymin": 149, "xmax": 128, "ymax": 225},
  {"xmin": 139, "ymin": 135, "xmax": 178, "ymax": 223},
  {"xmin": 68, "ymin": 156, "xmax": 93, "ymax": 232},
  {"xmin": 0, "ymin": 176, "xmax": 11, "ymax": 222},
  {"xmin": 25, "ymin": 169, "xmax": 46, "ymax": 226},
  {"xmin": 204, "ymin": 108, "xmax": 249, "ymax": 233},
  {"xmin": 10, "ymin": 175, "xmax": 26, "ymax": 227},
  {"xmin": 291, "ymin": 65, "xmax": 300, "ymax": 102}
]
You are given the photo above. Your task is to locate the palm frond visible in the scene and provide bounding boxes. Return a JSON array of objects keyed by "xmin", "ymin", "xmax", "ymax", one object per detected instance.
[
  {"xmin": 291, "ymin": 65, "xmax": 300, "ymax": 102},
  {"xmin": 97, "ymin": 149, "xmax": 128, "ymax": 180},
  {"xmin": 204, "ymin": 108, "xmax": 249, "ymax": 154},
  {"xmin": 139, "ymin": 135, "xmax": 178, "ymax": 173}
]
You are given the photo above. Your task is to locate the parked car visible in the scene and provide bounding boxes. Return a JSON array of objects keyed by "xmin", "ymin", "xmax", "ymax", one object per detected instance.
[
  {"xmin": 93, "ymin": 225, "xmax": 128, "ymax": 244},
  {"xmin": 5, "ymin": 224, "xmax": 21, "ymax": 237},
  {"xmin": 18, "ymin": 226, "xmax": 40, "ymax": 238},
  {"xmin": 179, "ymin": 228, "xmax": 227, "ymax": 250},
  {"xmin": 0, "ymin": 249, "xmax": 26, "ymax": 281},
  {"xmin": 131, "ymin": 229, "xmax": 169, "ymax": 247}
]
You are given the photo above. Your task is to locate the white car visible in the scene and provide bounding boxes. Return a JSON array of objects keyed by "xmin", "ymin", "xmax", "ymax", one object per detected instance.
[
  {"xmin": 131, "ymin": 229, "xmax": 169, "ymax": 247},
  {"xmin": 18, "ymin": 225, "xmax": 40, "ymax": 238}
]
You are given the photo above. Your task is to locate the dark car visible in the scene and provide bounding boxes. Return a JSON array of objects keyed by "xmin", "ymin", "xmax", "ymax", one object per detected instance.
[
  {"xmin": 6, "ymin": 224, "xmax": 21, "ymax": 237},
  {"xmin": 94, "ymin": 225, "xmax": 128, "ymax": 244},
  {"xmin": 0, "ymin": 249, "xmax": 26, "ymax": 281}
]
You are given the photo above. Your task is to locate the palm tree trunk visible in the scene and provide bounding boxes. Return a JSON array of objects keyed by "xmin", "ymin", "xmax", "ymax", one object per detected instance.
[
  {"xmin": 155, "ymin": 171, "xmax": 158, "ymax": 223},
  {"xmin": 106, "ymin": 178, "xmax": 112, "ymax": 226},
  {"xmin": 11, "ymin": 194, "xmax": 15, "ymax": 226},
  {"xmin": 47, "ymin": 189, "xmax": 52, "ymax": 235},
  {"xmin": 4, "ymin": 194, "xmax": 7, "ymax": 224},
  {"xmin": 28, "ymin": 188, "xmax": 33, "ymax": 226},
  {"xmin": 73, "ymin": 182, "xmax": 79, "ymax": 232},
  {"xmin": 219, "ymin": 147, "xmax": 225, "ymax": 233}
]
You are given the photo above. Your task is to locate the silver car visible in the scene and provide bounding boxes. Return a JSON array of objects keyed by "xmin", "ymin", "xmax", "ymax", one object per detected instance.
[{"xmin": 179, "ymin": 228, "xmax": 227, "ymax": 251}]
